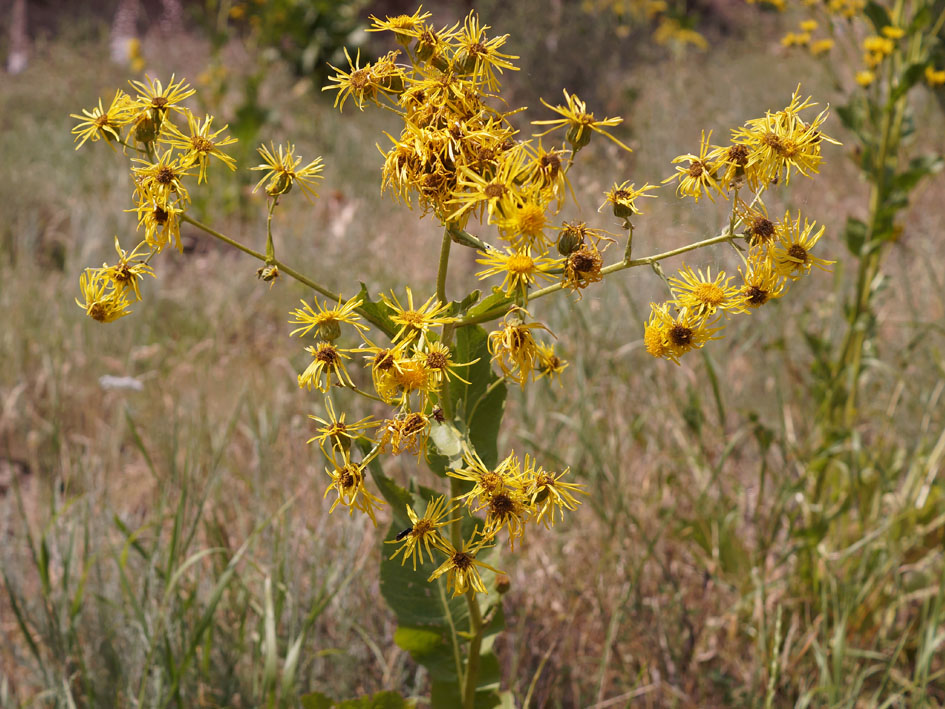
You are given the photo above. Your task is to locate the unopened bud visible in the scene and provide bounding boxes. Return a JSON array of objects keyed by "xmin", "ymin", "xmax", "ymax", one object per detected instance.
[
  {"xmin": 566, "ymin": 124, "xmax": 592, "ymax": 152},
  {"xmin": 495, "ymin": 575, "xmax": 511, "ymax": 594}
]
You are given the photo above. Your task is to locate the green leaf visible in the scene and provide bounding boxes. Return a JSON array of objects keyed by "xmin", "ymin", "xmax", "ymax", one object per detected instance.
[
  {"xmin": 301, "ymin": 692, "xmax": 336, "ymax": 709},
  {"xmin": 891, "ymin": 154, "xmax": 944, "ymax": 194},
  {"xmin": 426, "ymin": 421, "xmax": 465, "ymax": 478},
  {"xmin": 908, "ymin": 5, "xmax": 931, "ymax": 33},
  {"xmin": 891, "ymin": 61, "xmax": 928, "ymax": 102},
  {"xmin": 337, "ymin": 690, "xmax": 410, "ymax": 708},
  {"xmin": 356, "ymin": 282, "xmax": 396, "ymax": 339},
  {"xmin": 864, "ymin": 1, "xmax": 891, "ymax": 31},
  {"xmin": 836, "ymin": 100, "xmax": 865, "ymax": 136},
  {"xmin": 844, "ymin": 216, "xmax": 868, "ymax": 256},
  {"xmin": 450, "ymin": 325, "xmax": 507, "ymax": 468},
  {"xmin": 431, "ymin": 679, "xmax": 503, "ymax": 709},
  {"xmin": 465, "ymin": 288, "xmax": 514, "ymax": 320},
  {"xmin": 361, "ymin": 450, "xmax": 412, "ymax": 526},
  {"xmin": 394, "ymin": 626, "xmax": 442, "ymax": 655}
]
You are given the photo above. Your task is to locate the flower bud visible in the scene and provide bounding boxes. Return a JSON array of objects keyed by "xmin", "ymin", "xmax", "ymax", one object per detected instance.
[
  {"xmin": 566, "ymin": 124, "xmax": 592, "ymax": 152},
  {"xmin": 266, "ymin": 172, "xmax": 293, "ymax": 197},
  {"xmin": 495, "ymin": 574, "xmax": 511, "ymax": 594},
  {"xmin": 557, "ymin": 224, "xmax": 584, "ymax": 256},
  {"xmin": 318, "ymin": 320, "xmax": 342, "ymax": 342}
]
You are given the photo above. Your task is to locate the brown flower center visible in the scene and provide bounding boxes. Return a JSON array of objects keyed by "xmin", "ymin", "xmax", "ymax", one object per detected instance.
[{"xmin": 669, "ymin": 324, "xmax": 693, "ymax": 347}]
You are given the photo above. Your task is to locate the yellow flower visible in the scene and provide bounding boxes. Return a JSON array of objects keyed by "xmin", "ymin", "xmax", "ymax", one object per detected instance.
[
  {"xmin": 663, "ymin": 130, "xmax": 723, "ymax": 202},
  {"xmin": 735, "ymin": 200, "xmax": 779, "ymax": 248},
  {"xmin": 367, "ymin": 6, "xmax": 432, "ymax": 44},
  {"xmin": 298, "ymin": 341, "xmax": 355, "ymax": 392},
  {"xmin": 132, "ymin": 149, "xmax": 194, "ymax": 206},
  {"xmin": 76, "ymin": 268, "xmax": 133, "ymax": 323},
  {"xmin": 532, "ymin": 89, "xmax": 632, "ymax": 153},
  {"xmin": 415, "ymin": 340, "xmax": 476, "ymax": 388},
  {"xmin": 323, "ymin": 47, "xmax": 401, "ymax": 111},
  {"xmin": 599, "ymin": 181, "xmax": 659, "ymax": 219},
  {"xmin": 799, "ymin": 19, "xmax": 818, "ymax": 32},
  {"xmin": 70, "ymin": 90, "xmax": 132, "ymax": 149},
  {"xmin": 643, "ymin": 303, "xmax": 722, "ymax": 364},
  {"xmin": 474, "ymin": 481, "xmax": 531, "ymax": 549},
  {"xmin": 739, "ymin": 258, "xmax": 786, "ymax": 307},
  {"xmin": 523, "ymin": 457, "xmax": 584, "ymax": 527},
  {"xmin": 449, "ymin": 143, "xmax": 529, "ymax": 222},
  {"xmin": 534, "ymin": 342, "xmax": 569, "ymax": 384},
  {"xmin": 387, "ymin": 496, "xmax": 459, "ymax": 571},
  {"xmin": 563, "ymin": 243, "xmax": 604, "ymax": 294},
  {"xmin": 926, "ymin": 66, "xmax": 945, "ymax": 87},
  {"xmin": 881, "ymin": 25, "xmax": 905, "ymax": 39},
  {"xmin": 487, "ymin": 309, "xmax": 551, "ymax": 386},
  {"xmin": 380, "ymin": 287, "xmax": 457, "ymax": 344},
  {"xmin": 771, "ymin": 212, "xmax": 832, "ymax": 280},
  {"xmin": 99, "ymin": 237, "xmax": 155, "ymax": 302},
  {"xmin": 161, "ymin": 112, "xmax": 237, "ymax": 183},
  {"xmin": 323, "ymin": 450, "xmax": 384, "ymax": 526},
  {"xmin": 379, "ymin": 410, "xmax": 430, "ymax": 456},
  {"xmin": 251, "ymin": 142, "xmax": 324, "ymax": 201},
  {"xmin": 427, "ymin": 536, "xmax": 500, "ymax": 597},
  {"xmin": 668, "ymin": 265, "xmax": 747, "ymax": 317},
  {"xmin": 128, "ymin": 74, "xmax": 195, "ymax": 118},
  {"xmin": 449, "ymin": 449, "xmax": 524, "ymax": 504},
  {"xmin": 706, "ymin": 143, "xmax": 751, "ymax": 189},
  {"xmin": 856, "ymin": 70, "xmax": 877, "ymax": 87},
  {"xmin": 130, "ymin": 199, "xmax": 183, "ymax": 253},
  {"xmin": 454, "ymin": 11, "xmax": 519, "ymax": 90},
  {"xmin": 289, "ymin": 295, "xmax": 367, "ymax": 341},
  {"xmin": 307, "ymin": 397, "xmax": 376, "ymax": 457},
  {"xmin": 490, "ymin": 193, "xmax": 554, "ymax": 250},
  {"xmin": 475, "ymin": 246, "xmax": 560, "ymax": 298},
  {"xmin": 810, "ymin": 39, "xmax": 835, "ymax": 55}
]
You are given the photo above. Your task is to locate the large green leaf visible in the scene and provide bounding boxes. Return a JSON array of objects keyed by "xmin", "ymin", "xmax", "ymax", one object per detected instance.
[
  {"xmin": 356, "ymin": 282, "xmax": 397, "ymax": 339},
  {"xmin": 450, "ymin": 325, "xmax": 507, "ymax": 468},
  {"xmin": 864, "ymin": 0, "xmax": 892, "ymax": 31}
]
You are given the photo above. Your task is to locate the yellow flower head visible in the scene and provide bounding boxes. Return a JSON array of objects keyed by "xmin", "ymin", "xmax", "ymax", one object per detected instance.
[
  {"xmin": 532, "ymin": 89, "xmax": 632, "ymax": 153},
  {"xmin": 643, "ymin": 303, "xmax": 722, "ymax": 364},
  {"xmin": 161, "ymin": 112, "xmax": 237, "ymax": 183},
  {"xmin": 129, "ymin": 74, "xmax": 195, "ymax": 118},
  {"xmin": 367, "ymin": 6, "xmax": 433, "ymax": 44},
  {"xmin": 454, "ymin": 11, "xmax": 519, "ymax": 91},
  {"xmin": 771, "ymin": 212, "xmax": 833, "ymax": 280},
  {"xmin": 427, "ymin": 536, "xmax": 500, "ymax": 597},
  {"xmin": 307, "ymin": 397, "xmax": 376, "ymax": 457},
  {"xmin": 668, "ymin": 265, "xmax": 747, "ymax": 317},
  {"xmin": 534, "ymin": 342, "xmax": 569, "ymax": 384},
  {"xmin": 739, "ymin": 257, "xmax": 786, "ymax": 307},
  {"xmin": 130, "ymin": 198, "xmax": 183, "ymax": 253},
  {"xmin": 663, "ymin": 130, "xmax": 723, "ymax": 202},
  {"xmin": 290, "ymin": 295, "xmax": 367, "ymax": 341},
  {"xmin": 298, "ymin": 341, "xmax": 355, "ymax": 392},
  {"xmin": 476, "ymin": 246, "xmax": 560, "ymax": 298},
  {"xmin": 323, "ymin": 449, "xmax": 384, "ymax": 526},
  {"xmin": 523, "ymin": 457, "xmax": 584, "ymax": 527},
  {"xmin": 600, "ymin": 181, "xmax": 659, "ymax": 219},
  {"xmin": 132, "ymin": 149, "xmax": 194, "ymax": 206},
  {"xmin": 76, "ymin": 268, "xmax": 133, "ymax": 323},
  {"xmin": 487, "ymin": 309, "xmax": 551, "ymax": 386},
  {"xmin": 380, "ymin": 287, "xmax": 457, "ymax": 344},
  {"xmin": 563, "ymin": 243, "xmax": 604, "ymax": 294},
  {"xmin": 100, "ymin": 237, "xmax": 155, "ymax": 302},
  {"xmin": 379, "ymin": 410, "xmax": 431, "ymax": 457},
  {"xmin": 251, "ymin": 142, "xmax": 324, "ymax": 201},
  {"xmin": 387, "ymin": 496, "xmax": 459, "ymax": 571},
  {"xmin": 70, "ymin": 90, "xmax": 133, "ymax": 149}
]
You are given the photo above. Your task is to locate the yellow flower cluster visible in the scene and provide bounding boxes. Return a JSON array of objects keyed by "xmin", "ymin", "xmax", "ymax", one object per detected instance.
[
  {"xmin": 384, "ymin": 450, "xmax": 583, "ymax": 596},
  {"xmin": 647, "ymin": 90, "xmax": 836, "ymax": 364},
  {"xmin": 663, "ymin": 87, "xmax": 837, "ymax": 200},
  {"xmin": 70, "ymin": 75, "xmax": 243, "ymax": 320}
]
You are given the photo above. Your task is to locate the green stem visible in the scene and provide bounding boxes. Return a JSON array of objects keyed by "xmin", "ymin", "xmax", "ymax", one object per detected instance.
[
  {"xmin": 265, "ymin": 198, "xmax": 277, "ymax": 263},
  {"xmin": 437, "ymin": 228, "xmax": 452, "ymax": 304},
  {"xmin": 457, "ymin": 230, "xmax": 737, "ymax": 327},
  {"xmin": 462, "ymin": 588, "xmax": 485, "ymax": 709},
  {"xmin": 180, "ymin": 214, "xmax": 394, "ymax": 335}
]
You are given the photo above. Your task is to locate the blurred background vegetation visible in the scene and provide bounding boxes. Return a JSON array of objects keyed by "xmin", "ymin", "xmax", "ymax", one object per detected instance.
[{"xmin": 1, "ymin": 0, "xmax": 944, "ymax": 706}]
